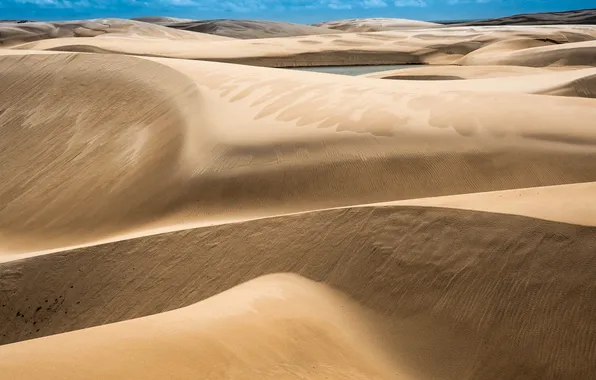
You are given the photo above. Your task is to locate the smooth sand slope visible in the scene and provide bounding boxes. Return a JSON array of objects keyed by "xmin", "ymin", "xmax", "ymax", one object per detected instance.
[
  {"xmin": 0, "ymin": 18, "xmax": 229, "ymax": 47},
  {"xmin": 11, "ymin": 24, "xmax": 596, "ymax": 67},
  {"xmin": 2, "ymin": 194, "xmax": 596, "ymax": 379},
  {"xmin": 142, "ymin": 18, "xmax": 340, "ymax": 39},
  {"xmin": 2, "ymin": 51, "xmax": 596, "ymax": 255},
  {"xmin": 314, "ymin": 18, "xmax": 441, "ymax": 32},
  {"xmin": 1, "ymin": 274, "xmax": 406, "ymax": 380},
  {"xmin": 1, "ymin": 21, "xmax": 596, "ymax": 380},
  {"xmin": 363, "ymin": 65, "xmax": 571, "ymax": 80}
]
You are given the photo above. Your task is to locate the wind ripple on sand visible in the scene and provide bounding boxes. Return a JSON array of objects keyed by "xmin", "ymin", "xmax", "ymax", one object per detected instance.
[
  {"xmin": 2, "ymin": 203, "xmax": 596, "ymax": 379},
  {"xmin": 1, "ymin": 43, "xmax": 596, "ymax": 380},
  {"xmin": 9, "ymin": 25, "xmax": 596, "ymax": 67},
  {"xmin": 1, "ymin": 51, "xmax": 596, "ymax": 253}
]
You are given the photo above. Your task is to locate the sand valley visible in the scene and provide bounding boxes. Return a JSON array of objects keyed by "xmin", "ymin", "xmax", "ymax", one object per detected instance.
[{"xmin": 1, "ymin": 7, "xmax": 596, "ymax": 380}]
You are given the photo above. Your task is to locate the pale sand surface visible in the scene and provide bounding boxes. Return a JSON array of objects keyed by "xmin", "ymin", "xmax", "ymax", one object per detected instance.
[
  {"xmin": 10, "ymin": 25, "xmax": 596, "ymax": 67},
  {"xmin": 1, "ymin": 274, "xmax": 407, "ymax": 380},
  {"xmin": 362, "ymin": 64, "xmax": 578, "ymax": 79},
  {"xmin": 2, "ymin": 180, "xmax": 596, "ymax": 264},
  {"xmin": 314, "ymin": 18, "xmax": 441, "ymax": 32},
  {"xmin": 2, "ymin": 51, "xmax": 596, "ymax": 255},
  {"xmin": 1, "ymin": 20, "xmax": 596, "ymax": 380},
  {"xmin": 141, "ymin": 19, "xmax": 341, "ymax": 39},
  {"xmin": 0, "ymin": 18, "xmax": 230, "ymax": 47}
]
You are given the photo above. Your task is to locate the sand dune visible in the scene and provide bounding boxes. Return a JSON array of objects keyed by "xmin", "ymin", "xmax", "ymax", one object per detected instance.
[
  {"xmin": 143, "ymin": 19, "xmax": 339, "ymax": 39},
  {"xmin": 1, "ymin": 274, "xmax": 405, "ymax": 380},
  {"xmin": 11, "ymin": 25, "xmax": 596, "ymax": 68},
  {"xmin": 2, "ymin": 51, "xmax": 596, "ymax": 254},
  {"xmin": 132, "ymin": 16, "xmax": 195, "ymax": 24},
  {"xmin": 459, "ymin": 39, "xmax": 596, "ymax": 66},
  {"xmin": 2, "ymin": 202, "xmax": 596, "ymax": 379},
  {"xmin": 314, "ymin": 18, "xmax": 441, "ymax": 32},
  {"xmin": 0, "ymin": 18, "xmax": 229, "ymax": 47},
  {"xmin": 1, "ymin": 16, "xmax": 596, "ymax": 380},
  {"xmin": 363, "ymin": 65, "xmax": 565, "ymax": 80},
  {"xmin": 456, "ymin": 8, "xmax": 596, "ymax": 26}
]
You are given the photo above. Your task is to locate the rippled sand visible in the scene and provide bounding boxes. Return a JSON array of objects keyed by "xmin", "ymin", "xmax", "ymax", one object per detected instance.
[{"xmin": 1, "ymin": 18, "xmax": 596, "ymax": 380}]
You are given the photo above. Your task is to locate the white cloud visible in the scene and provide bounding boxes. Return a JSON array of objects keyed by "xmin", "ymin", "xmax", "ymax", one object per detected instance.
[
  {"xmin": 322, "ymin": 0, "xmax": 353, "ymax": 9},
  {"xmin": 361, "ymin": 0, "xmax": 387, "ymax": 8},
  {"xmin": 448, "ymin": 0, "xmax": 494, "ymax": 4},
  {"xmin": 394, "ymin": 0, "xmax": 427, "ymax": 7}
]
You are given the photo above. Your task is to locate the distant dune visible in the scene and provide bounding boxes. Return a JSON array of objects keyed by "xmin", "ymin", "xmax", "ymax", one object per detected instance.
[
  {"xmin": 314, "ymin": 18, "xmax": 441, "ymax": 32},
  {"xmin": 11, "ymin": 25, "xmax": 596, "ymax": 68},
  {"xmin": 140, "ymin": 18, "xmax": 339, "ymax": 39},
  {"xmin": 0, "ymin": 18, "xmax": 229, "ymax": 47},
  {"xmin": 131, "ymin": 16, "xmax": 195, "ymax": 24},
  {"xmin": 455, "ymin": 8, "xmax": 596, "ymax": 26},
  {"xmin": 363, "ymin": 65, "xmax": 583, "ymax": 80}
]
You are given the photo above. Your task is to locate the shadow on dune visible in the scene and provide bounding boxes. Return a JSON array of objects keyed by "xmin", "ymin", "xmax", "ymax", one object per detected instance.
[{"xmin": 1, "ymin": 206, "xmax": 596, "ymax": 379}]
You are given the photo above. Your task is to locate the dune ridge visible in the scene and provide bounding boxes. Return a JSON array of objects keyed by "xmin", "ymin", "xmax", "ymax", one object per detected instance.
[
  {"xmin": 1, "ymin": 15, "xmax": 596, "ymax": 380},
  {"xmin": 2, "ymin": 205, "xmax": 596, "ymax": 380},
  {"xmin": 1, "ymin": 274, "xmax": 406, "ymax": 380},
  {"xmin": 2, "ymin": 52, "xmax": 596, "ymax": 254},
  {"xmin": 141, "ymin": 18, "xmax": 340, "ymax": 39},
  {"xmin": 0, "ymin": 18, "xmax": 229, "ymax": 47},
  {"xmin": 10, "ymin": 25, "xmax": 596, "ymax": 68},
  {"xmin": 455, "ymin": 8, "xmax": 596, "ymax": 26},
  {"xmin": 314, "ymin": 18, "xmax": 441, "ymax": 32}
]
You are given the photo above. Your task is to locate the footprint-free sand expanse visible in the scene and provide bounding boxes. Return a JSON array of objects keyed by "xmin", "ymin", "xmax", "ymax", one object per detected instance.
[{"xmin": 1, "ymin": 13, "xmax": 596, "ymax": 380}]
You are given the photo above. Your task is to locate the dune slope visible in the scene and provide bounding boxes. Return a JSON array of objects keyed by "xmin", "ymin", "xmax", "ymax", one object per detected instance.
[
  {"xmin": 11, "ymin": 25, "xmax": 596, "ymax": 67},
  {"xmin": 152, "ymin": 19, "xmax": 339, "ymax": 39},
  {"xmin": 2, "ymin": 204, "xmax": 596, "ymax": 379},
  {"xmin": 1, "ymin": 274, "xmax": 406, "ymax": 380},
  {"xmin": 314, "ymin": 18, "xmax": 441, "ymax": 32},
  {"xmin": 456, "ymin": 8, "xmax": 596, "ymax": 26},
  {"xmin": 1, "ymin": 17, "xmax": 596, "ymax": 380},
  {"xmin": 0, "ymin": 18, "xmax": 229, "ymax": 47},
  {"xmin": 1, "ymin": 52, "xmax": 596, "ymax": 254}
]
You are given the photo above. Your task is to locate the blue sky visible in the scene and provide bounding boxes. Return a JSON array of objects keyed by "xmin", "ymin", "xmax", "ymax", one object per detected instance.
[{"xmin": 1, "ymin": 0, "xmax": 593, "ymax": 23}]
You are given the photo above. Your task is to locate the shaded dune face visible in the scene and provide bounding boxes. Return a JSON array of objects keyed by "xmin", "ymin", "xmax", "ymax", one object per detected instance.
[
  {"xmin": 455, "ymin": 8, "xmax": 596, "ymax": 26},
  {"xmin": 0, "ymin": 53, "xmax": 202, "ymax": 245},
  {"xmin": 0, "ymin": 18, "xmax": 595, "ymax": 380},
  {"xmin": 2, "ymin": 53, "xmax": 596, "ymax": 253},
  {"xmin": 1, "ymin": 207, "xmax": 596, "ymax": 380},
  {"xmin": 1, "ymin": 274, "xmax": 406, "ymax": 380}
]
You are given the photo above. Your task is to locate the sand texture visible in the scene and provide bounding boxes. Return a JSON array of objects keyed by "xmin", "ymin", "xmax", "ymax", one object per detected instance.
[
  {"xmin": 362, "ymin": 64, "xmax": 574, "ymax": 80},
  {"xmin": 314, "ymin": 18, "xmax": 441, "ymax": 32},
  {"xmin": 10, "ymin": 25, "xmax": 596, "ymax": 68},
  {"xmin": 0, "ymin": 18, "xmax": 230, "ymax": 47},
  {"xmin": 1, "ymin": 15, "xmax": 596, "ymax": 380},
  {"xmin": 456, "ymin": 8, "xmax": 596, "ymax": 26},
  {"xmin": 140, "ymin": 18, "xmax": 340, "ymax": 39}
]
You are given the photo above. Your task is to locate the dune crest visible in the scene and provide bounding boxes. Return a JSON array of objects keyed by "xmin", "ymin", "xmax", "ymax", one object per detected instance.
[
  {"xmin": 2, "ymin": 52, "xmax": 596, "ymax": 254},
  {"xmin": 1, "ymin": 11, "xmax": 596, "ymax": 380},
  {"xmin": 10, "ymin": 25, "xmax": 595, "ymax": 68},
  {"xmin": 0, "ymin": 274, "xmax": 410, "ymax": 380},
  {"xmin": 0, "ymin": 18, "xmax": 229, "ymax": 47}
]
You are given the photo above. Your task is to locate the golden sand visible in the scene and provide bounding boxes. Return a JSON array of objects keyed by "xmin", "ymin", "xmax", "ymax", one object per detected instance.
[{"xmin": 1, "ymin": 19, "xmax": 596, "ymax": 380}]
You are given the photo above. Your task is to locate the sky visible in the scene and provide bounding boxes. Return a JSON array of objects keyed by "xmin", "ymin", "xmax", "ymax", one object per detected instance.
[{"xmin": 0, "ymin": 0, "xmax": 593, "ymax": 24}]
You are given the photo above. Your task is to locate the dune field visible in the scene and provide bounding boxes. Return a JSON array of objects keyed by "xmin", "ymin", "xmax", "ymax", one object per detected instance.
[{"xmin": 1, "ymin": 11, "xmax": 596, "ymax": 380}]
